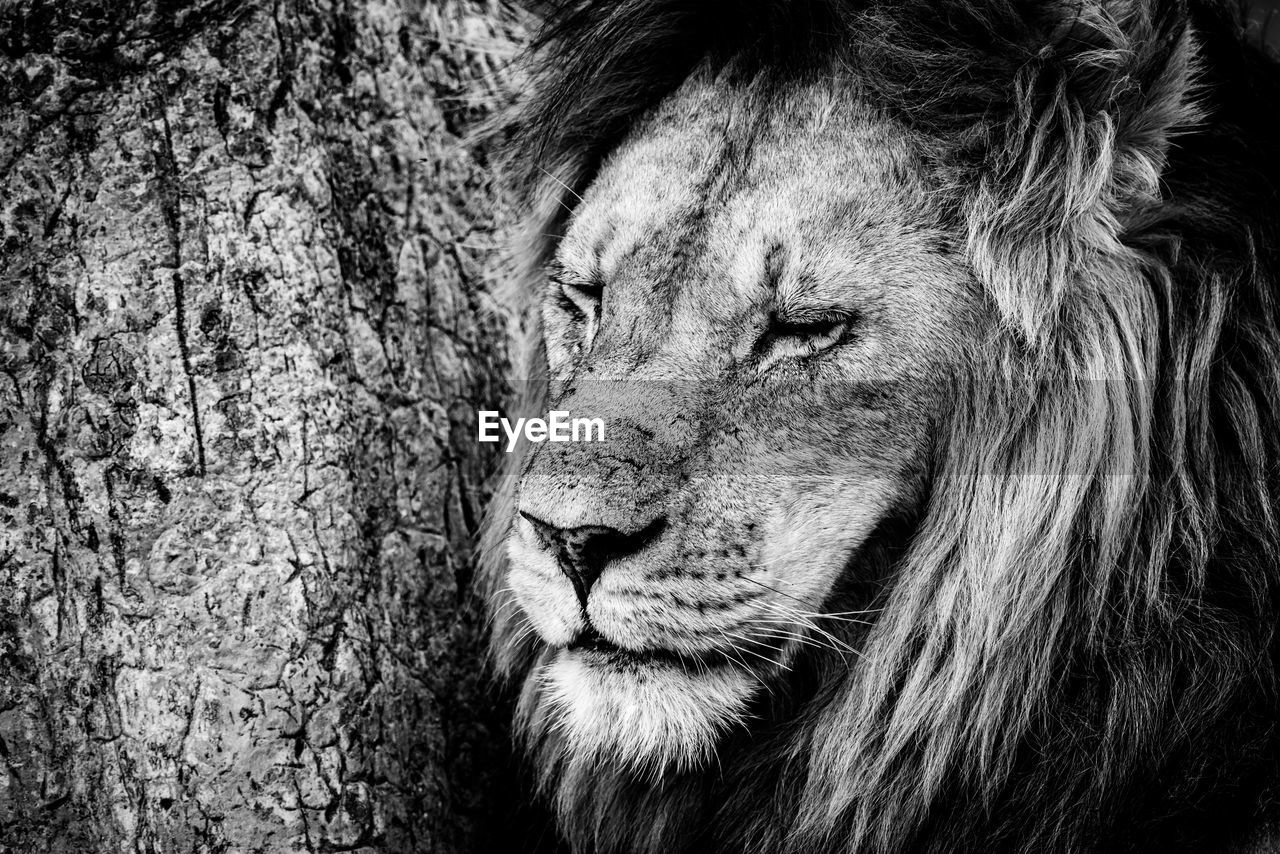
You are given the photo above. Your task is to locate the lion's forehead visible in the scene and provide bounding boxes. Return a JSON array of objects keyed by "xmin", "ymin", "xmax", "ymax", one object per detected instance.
[{"xmin": 558, "ymin": 75, "xmax": 964, "ymax": 340}]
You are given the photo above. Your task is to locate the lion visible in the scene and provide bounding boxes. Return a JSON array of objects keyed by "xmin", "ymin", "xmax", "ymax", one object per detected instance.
[{"xmin": 478, "ymin": 1, "xmax": 1280, "ymax": 851}]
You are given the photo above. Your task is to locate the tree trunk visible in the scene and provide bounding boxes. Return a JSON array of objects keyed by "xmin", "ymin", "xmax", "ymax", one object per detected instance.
[{"xmin": 0, "ymin": 1, "xmax": 533, "ymax": 851}]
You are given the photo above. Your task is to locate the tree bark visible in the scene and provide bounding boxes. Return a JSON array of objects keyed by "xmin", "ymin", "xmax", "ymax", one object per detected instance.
[{"xmin": 0, "ymin": 1, "xmax": 532, "ymax": 851}]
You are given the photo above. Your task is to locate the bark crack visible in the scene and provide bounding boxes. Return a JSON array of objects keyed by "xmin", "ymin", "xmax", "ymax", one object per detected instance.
[{"xmin": 153, "ymin": 89, "xmax": 208, "ymax": 477}]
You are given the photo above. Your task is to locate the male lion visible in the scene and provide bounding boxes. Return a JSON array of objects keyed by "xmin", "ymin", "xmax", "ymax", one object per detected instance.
[{"xmin": 479, "ymin": 0, "xmax": 1280, "ymax": 851}]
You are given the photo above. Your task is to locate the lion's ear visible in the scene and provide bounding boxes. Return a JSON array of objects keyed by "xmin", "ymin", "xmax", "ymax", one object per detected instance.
[{"xmin": 964, "ymin": 1, "xmax": 1200, "ymax": 344}]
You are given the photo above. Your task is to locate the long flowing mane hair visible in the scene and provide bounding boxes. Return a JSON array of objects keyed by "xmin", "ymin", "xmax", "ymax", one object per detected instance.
[{"xmin": 479, "ymin": 1, "xmax": 1280, "ymax": 851}]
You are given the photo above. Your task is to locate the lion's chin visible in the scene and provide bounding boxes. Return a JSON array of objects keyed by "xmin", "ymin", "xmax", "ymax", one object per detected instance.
[{"xmin": 537, "ymin": 647, "xmax": 757, "ymax": 775}]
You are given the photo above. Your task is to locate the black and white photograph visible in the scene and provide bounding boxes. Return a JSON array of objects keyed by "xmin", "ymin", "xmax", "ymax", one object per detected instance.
[{"xmin": 3, "ymin": 0, "xmax": 1280, "ymax": 851}]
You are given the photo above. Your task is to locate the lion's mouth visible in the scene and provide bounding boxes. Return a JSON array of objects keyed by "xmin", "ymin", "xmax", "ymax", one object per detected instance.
[{"xmin": 567, "ymin": 627, "xmax": 722, "ymax": 670}]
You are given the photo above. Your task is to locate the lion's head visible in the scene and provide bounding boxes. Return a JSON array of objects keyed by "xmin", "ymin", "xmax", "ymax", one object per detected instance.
[
  {"xmin": 481, "ymin": 1, "xmax": 1280, "ymax": 852},
  {"xmin": 505, "ymin": 76, "xmax": 976, "ymax": 771}
]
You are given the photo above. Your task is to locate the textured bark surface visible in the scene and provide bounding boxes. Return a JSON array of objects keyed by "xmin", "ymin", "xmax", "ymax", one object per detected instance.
[{"xmin": 0, "ymin": 1, "xmax": 535, "ymax": 851}]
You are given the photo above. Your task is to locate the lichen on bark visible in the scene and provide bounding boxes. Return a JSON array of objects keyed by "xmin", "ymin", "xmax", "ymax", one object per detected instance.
[{"xmin": 0, "ymin": 1, "xmax": 533, "ymax": 851}]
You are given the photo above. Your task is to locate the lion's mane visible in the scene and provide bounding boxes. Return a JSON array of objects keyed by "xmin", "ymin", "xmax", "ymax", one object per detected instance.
[{"xmin": 480, "ymin": 1, "xmax": 1280, "ymax": 851}]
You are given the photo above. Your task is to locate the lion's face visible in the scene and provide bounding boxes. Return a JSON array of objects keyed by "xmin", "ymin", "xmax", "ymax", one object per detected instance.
[{"xmin": 505, "ymin": 77, "xmax": 984, "ymax": 771}]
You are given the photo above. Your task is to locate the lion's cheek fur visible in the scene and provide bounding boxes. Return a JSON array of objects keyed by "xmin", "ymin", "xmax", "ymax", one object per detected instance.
[
  {"xmin": 507, "ymin": 532, "xmax": 584, "ymax": 647},
  {"xmin": 526, "ymin": 651, "xmax": 758, "ymax": 773},
  {"xmin": 765, "ymin": 475, "xmax": 908, "ymax": 597}
]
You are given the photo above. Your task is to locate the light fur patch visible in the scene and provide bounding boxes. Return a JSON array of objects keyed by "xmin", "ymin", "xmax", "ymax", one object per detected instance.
[
  {"xmin": 539, "ymin": 650, "xmax": 756, "ymax": 774},
  {"xmin": 506, "ymin": 531, "xmax": 584, "ymax": 647}
]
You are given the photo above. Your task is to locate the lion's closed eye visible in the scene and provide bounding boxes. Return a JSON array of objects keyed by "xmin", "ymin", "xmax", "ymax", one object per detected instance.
[
  {"xmin": 548, "ymin": 266, "xmax": 605, "ymax": 356},
  {"xmin": 755, "ymin": 308, "xmax": 858, "ymax": 365},
  {"xmin": 554, "ymin": 273, "xmax": 603, "ymax": 321}
]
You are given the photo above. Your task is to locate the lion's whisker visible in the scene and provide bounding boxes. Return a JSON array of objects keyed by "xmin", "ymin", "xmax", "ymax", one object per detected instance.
[
  {"xmin": 509, "ymin": 622, "xmax": 540, "ymax": 648},
  {"xmin": 740, "ymin": 575, "xmax": 824, "ymax": 610},
  {"xmin": 538, "ymin": 164, "xmax": 585, "ymax": 203},
  {"xmin": 712, "ymin": 630, "xmax": 786, "ymax": 701},
  {"xmin": 486, "ymin": 595, "xmax": 526, "ymax": 629},
  {"xmin": 742, "ymin": 616, "xmax": 862, "ymax": 660},
  {"xmin": 745, "ymin": 627, "xmax": 840, "ymax": 656},
  {"xmin": 753, "ymin": 604, "xmax": 862, "ymax": 657},
  {"xmin": 789, "ymin": 612, "xmax": 876, "ymax": 626},
  {"xmin": 752, "ymin": 609, "xmax": 876, "ymax": 626},
  {"xmin": 718, "ymin": 629, "xmax": 786, "ymax": 669}
]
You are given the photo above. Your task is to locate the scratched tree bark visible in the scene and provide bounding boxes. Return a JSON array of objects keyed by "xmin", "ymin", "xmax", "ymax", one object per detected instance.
[{"xmin": 0, "ymin": 1, "xmax": 536, "ymax": 851}]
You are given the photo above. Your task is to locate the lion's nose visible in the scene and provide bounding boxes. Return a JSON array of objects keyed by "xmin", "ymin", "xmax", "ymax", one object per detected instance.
[{"xmin": 519, "ymin": 510, "xmax": 666, "ymax": 608}]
